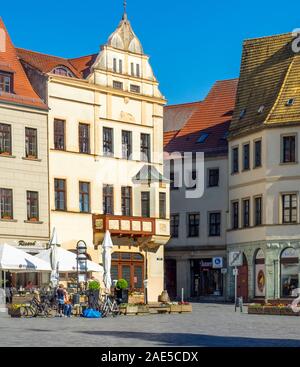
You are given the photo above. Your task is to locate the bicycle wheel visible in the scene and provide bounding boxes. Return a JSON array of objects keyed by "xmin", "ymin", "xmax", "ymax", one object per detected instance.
[
  {"xmin": 111, "ymin": 302, "xmax": 120, "ymax": 317},
  {"xmin": 26, "ymin": 306, "xmax": 37, "ymax": 318}
]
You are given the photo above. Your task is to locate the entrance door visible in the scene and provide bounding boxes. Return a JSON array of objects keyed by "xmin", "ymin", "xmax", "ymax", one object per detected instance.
[
  {"xmin": 237, "ymin": 255, "xmax": 248, "ymax": 301},
  {"xmin": 165, "ymin": 259, "xmax": 177, "ymax": 299}
]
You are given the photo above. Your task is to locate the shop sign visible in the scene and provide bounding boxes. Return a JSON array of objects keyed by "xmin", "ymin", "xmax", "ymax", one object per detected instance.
[
  {"xmin": 18, "ymin": 240, "xmax": 37, "ymax": 247},
  {"xmin": 212, "ymin": 257, "xmax": 223, "ymax": 269},
  {"xmin": 200, "ymin": 260, "xmax": 212, "ymax": 268}
]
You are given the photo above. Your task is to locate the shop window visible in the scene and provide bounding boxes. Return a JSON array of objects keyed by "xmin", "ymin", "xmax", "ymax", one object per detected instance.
[
  {"xmin": 281, "ymin": 248, "xmax": 299, "ymax": 297},
  {"xmin": 111, "ymin": 252, "xmax": 144, "ymax": 291},
  {"xmin": 254, "ymin": 249, "xmax": 265, "ymax": 297},
  {"xmin": 191, "ymin": 259, "xmax": 223, "ymax": 297}
]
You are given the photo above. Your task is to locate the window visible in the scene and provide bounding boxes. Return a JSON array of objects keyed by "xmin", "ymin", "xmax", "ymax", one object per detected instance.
[
  {"xmin": 254, "ymin": 196, "xmax": 262, "ymax": 226},
  {"xmin": 54, "ymin": 119, "xmax": 65, "ymax": 150},
  {"xmin": 103, "ymin": 127, "xmax": 114, "ymax": 157},
  {"xmin": 243, "ymin": 143, "xmax": 250, "ymax": 170},
  {"xmin": 52, "ymin": 67, "xmax": 73, "ymax": 77},
  {"xmin": 188, "ymin": 213, "xmax": 200, "ymax": 237},
  {"xmin": 27, "ymin": 191, "xmax": 39, "ymax": 221},
  {"xmin": 25, "ymin": 127, "xmax": 38, "ymax": 158},
  {"xmin": 54, "ymin": 179, "xmax": 66, "ymax": 211},
  {"xmin": 113, "ymin": 81, "xmax": 123, "ymax": 90},
  {"xmin": 159, "ymin": 192, "xmax": 166, "ymax": 219},
  {"xmin": 232, "ymin": 201, "xmax": 239, "ymax": 229},
  {"xmin": 79, "ymin": 123, "xmax": 90, "ymax": 154},
  {"xmin": 286, "ymin": 98, "xmax": 295, "ymax": 106},
  {"xmin": 122, "ymin": 130, "xmax": 132, "ymax": 159},
  {"xmin": 282, "ymin": 194, "xmax": 297, "ymax": 224},
  {"xmin": 197, "ymin": 133, "xmax": 209, "ymax": 143},
  {"xmin": 0, "ymin": 188, "xmax": 13, "ymax": 219},
  {"xmin": 131, "ymin": 63, "xmax": 134, "ymax": 76},
  {"xmin": 136, "ymin": 64, "xmax": 140, "ymax": 77},
  {"xmin": 119, "ymin": 60, "xmax": 123, "ymax": 74},
  {"xmin": 0, "ymin": 123, "xmax": 11, "ymax": 155},
  {"xmin": 281, "ymin": 248, "xmax": 299, "ymax": 297},
  {"xmin": 282, "ymin": 135, "xmax": 296, "ymax": 163},
  {"xmin": 141, "ymin": 133, "xmax": 151, "ymax": 162},
  {"xmin": 111, "ymin": 252, "xmax": 144, "ymax": 291},
  {"xmin": 209, "ymin": 212, "xmax": 221, "ymax": 236},
  {"xmin": 243, "ymin": 199, "xmax": 250, "ymax": 228},
  {"xmin": 79, "ymin": 182, "xmax": 90, "ymax": 213},
  {"xmin": 130, "ymin": 84, "xmax": 141, "ymax": 93},
  {"xmin": 103, "ymin": 185, "xmax": 114, "ymax": 215},
  {"xmin": 0, "ymin": 71, "xmax": 12, "ymax": 93},
  {"xmin": 141, "ymin": 192, "xmax": 150, "ymax": 217},
  {"xmin": 254, "ymin": 140, "xmax": 262, "ymax": 168},
  {"xmin": 121, "ymin": 186, "xmax": 132, "ymax": 216},
  {"xmin": 170, "ymin": 214, "xmax": 179, "ymax": 238},
  {"xmin": 232, "ymin": 147, "xmax": 239, "ymax": 173},
  {"xmin": 113, "ymin": 58, "xmax": 117, "ymax": 73},
  {"xmin": 208, "ymin": 168, "xmax": 219, "ymax": 187}
]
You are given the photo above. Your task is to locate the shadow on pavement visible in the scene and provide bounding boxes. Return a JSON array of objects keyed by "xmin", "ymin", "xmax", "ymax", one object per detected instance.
[{"xmin": 77, "ymin": 330, "xmax": 300, "ymax": 347}]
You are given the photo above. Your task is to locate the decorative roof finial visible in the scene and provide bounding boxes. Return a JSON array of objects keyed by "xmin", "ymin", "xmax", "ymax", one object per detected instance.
[{"xmin": 123, "ymin": 0, "xmax": 128, "ymax": 20}]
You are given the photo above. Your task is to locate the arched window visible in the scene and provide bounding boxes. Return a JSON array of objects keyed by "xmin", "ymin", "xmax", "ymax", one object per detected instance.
[
  {"xmin": 52, "ymin": 66, "xmax": 74, "ymax": 77},
  {"xmin": 254, "ymin": 249, "xmax": 265, "ymax": 297},
  {"xmin": 111, "ymin": 252, "xmax": 144, "ymax": 291},
  {"xmin": 281, "ymin": 248, "xmax": 299, "ymax": 297}
]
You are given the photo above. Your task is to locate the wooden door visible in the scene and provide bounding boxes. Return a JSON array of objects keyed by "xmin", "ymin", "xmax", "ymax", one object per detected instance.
[{"xmin": 237, "ymin": 256, "xmax": 248, "ymax": 301}]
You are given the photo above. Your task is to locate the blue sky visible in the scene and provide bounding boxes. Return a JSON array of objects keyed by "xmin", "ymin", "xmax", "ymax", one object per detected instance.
[{"xmin": 1, "ymin": 0, "xmax": 299, "ymax": 104}]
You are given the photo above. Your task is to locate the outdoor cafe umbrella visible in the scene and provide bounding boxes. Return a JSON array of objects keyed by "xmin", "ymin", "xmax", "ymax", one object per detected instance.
[
  {"xmin": 102, "ymin": 230, "xmax": 114, "ymax": 291},
  {"xmin": 49, "ymin": 227, "xmax": 59, "ymax": 288},
  {"xmin": 35, "ymin": 247, "xmax": 103, "ymax": 273},
  {"xmin": 0, "ymin": 243, "xmax": 51, "ymax": 289}
]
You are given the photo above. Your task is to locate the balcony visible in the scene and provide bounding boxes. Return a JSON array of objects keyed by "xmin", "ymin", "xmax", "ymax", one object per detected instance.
[{"xmin": 93, "ymin": 214, "xmax": 170, "ymax": 247}]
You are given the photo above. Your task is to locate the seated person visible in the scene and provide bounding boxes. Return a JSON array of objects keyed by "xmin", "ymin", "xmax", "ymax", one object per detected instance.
[{"xmin": 64, "ymin": 290, "xmax": 73, "ymax": 318}]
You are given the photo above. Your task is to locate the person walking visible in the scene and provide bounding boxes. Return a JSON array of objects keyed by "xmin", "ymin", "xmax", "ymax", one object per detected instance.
[{"xmin": 56, "ymin": 284, "xmax": 66, "ymax": 317}]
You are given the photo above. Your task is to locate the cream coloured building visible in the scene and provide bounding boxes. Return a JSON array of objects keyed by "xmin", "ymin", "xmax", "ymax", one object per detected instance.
[
  {"xmin": 0, "ymin": 19, "xmax": 49, "ymax": 286},
  {"xmin": 18, "ymin": 10, "xmax": 169, "ymax": 301},
  {"xmin": 164, "ymin": 79, "xmax": 237, "ymax": 300},
  {"xmin": 227, "ymin": 33, "xmax": 300, "ymax": 302}
]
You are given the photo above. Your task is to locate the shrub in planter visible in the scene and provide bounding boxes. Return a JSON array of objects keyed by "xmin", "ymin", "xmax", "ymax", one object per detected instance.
[
  {"xmin": 87, "ymin": 280, "xmax": 101, "ymax": 308},
  {"xmin": 115, "ymin": 279, "xmax": 129, "ymax": 304}
]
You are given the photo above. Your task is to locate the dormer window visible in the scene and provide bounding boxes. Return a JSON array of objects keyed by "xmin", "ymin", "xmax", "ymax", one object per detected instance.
[
  {"xmin": 0, "ymin": 71, "xmax": 12, "ymax": 93},
  {"xmin": 197, "ymin": 133, "xmax": 209, "ymax": 143},
  {"xmin": 239, "ymin": 109, "xmax": 246, "ymax": 119},
  {"xmin": 286, "ymin": 98, "xmax": 295, "ymax": 106},
  {"xmin": 52, "ymin": 67, "xmax": 74, "ymax": 78}
]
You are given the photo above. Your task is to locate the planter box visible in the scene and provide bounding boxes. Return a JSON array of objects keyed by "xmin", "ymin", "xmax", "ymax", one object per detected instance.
[
  {"xmin": 170, "ymin": 304, "xmax": 182, "ymax": 313},
  {"xmin": 248, "ymin": 306, "xmax": 264, "ymax": 314},
  {"xmin": 119, "ymin": 306, "xmax": 126, "ymax": 315},
  {"xmin": 181, "ymin": 304, "xmax": 192, "ymax": 313},
  {"xmin": 9, "ymin": 306, "xmax": 23, "ymax": 318},
  {"xmin": 126, "ymin": 305, "xmax": 138, "ymax": 315},
  {"xmin": 263, "ymin": 306, "xmax": 281, "ymax": 315},
  {"xmin": 280, "ymin": 307, "xmax": 300, "ymax": 316},
  {"xmin": 137, "ymin": 305, "xmax": 149, "ymax": 314},
  {"xmin": 12, "ymin": 295, "xmax": 33, "ymax": 304}
]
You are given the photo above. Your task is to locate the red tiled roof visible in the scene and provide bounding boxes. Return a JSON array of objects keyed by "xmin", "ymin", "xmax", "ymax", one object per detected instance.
[
  {"xmin": 164, "ymin": 101, "xmax": 202, "ymax": 133},
  {"xmin": 16, "ymin": 48, "xmax": 83, "ymax": 78},
  {"xmin": 0, "ymin": 18, "xmax": 46, "ymax": 109},
  {"xmin": 164, "ymin": 78, "xmax": 238, "ymax": 155},
  {"xmin": 164, "ymin": 130, "xmax": 179, "ymax": 147},
  {"xmin": 69, "ymin": 54, "xmax": 97, "ymax": 78}
]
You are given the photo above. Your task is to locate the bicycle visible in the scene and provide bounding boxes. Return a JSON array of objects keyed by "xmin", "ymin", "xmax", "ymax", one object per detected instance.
[
  {"xmin": 100, "ymin": 294, "xmax": 120, "ymax": 317},
  {"xmin": 23, "ymin": 296, "xmax": 51, "ymax": 318}
]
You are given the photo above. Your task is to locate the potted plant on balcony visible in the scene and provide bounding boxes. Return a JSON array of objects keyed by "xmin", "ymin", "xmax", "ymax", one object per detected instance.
[{"xmin": 115, "ymin": 279, "xmax": 129, "ymax": 304}]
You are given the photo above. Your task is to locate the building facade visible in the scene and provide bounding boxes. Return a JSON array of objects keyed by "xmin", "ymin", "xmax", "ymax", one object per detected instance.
[
  {"xmin": 227, "ymin": 33, "xmax": 300, "ymax": 302},
  {"xmin": 164, "ymin": 79, "xmax": 237, "ymax": 300},
  {"xmin": 18, "ymin": 10, "xmax": 169, "ymax": 301},
  {"xmin": 0, "ymin": 19, "xmax": 49, "ymax": 286}
]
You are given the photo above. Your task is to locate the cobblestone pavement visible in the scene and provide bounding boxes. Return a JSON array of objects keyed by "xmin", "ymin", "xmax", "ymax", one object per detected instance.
[{"xmin": 1, "ymin": 303, "xmax": 300, "ymax": 347}]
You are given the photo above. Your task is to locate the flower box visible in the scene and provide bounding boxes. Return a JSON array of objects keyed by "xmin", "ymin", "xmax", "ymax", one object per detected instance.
[
  {"xmin": 126, "ymin": 305, "xmax": 138, "ymax": 315},
  {"xmin": 181, "ymin": 304, "xmax": 192, "ymax": 313},
  {"xmin": 280, "ymin": 307, "xmax": 300, "ymax": 316},
  {"xmin": 137, "ymin": 305, "xmax": 149, "ymax": 314},
  {"xmin": 170, "ymin": 304, "xmax": 183, "ymax": 313},
  {"xmin": 263, "ymin": 306, "xmax": 281, "ymax": 315},
  {"xmin": 248, "ymin": 306, "xmax": 264, "ymax": 314}
]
